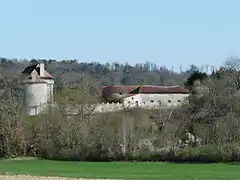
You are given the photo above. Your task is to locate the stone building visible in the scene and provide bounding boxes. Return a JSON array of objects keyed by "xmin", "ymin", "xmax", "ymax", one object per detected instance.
[
  {"xmin": 101, "ymin": 85, "xmax": 189, "ymax": 109},
  {"xmin": 22, "ymin": 63, "xmax": 54, "ymax": 116},
  {"xmin": 21, "ymin": 63, "xmax": 189, "ymax": 115}
]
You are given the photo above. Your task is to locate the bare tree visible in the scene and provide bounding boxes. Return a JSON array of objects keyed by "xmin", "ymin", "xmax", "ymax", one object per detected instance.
[
  {"xmin": 223, "ymin": 57, "xmax": 240, "ymax": 90},
  {"xmin": 0, "ymin": 74, "xmax": 26, "ymax": 157}
]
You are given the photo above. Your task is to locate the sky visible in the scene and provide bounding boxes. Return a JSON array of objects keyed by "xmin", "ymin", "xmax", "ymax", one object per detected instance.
[{"xmin": 1, "ymin": 0, "xmax": 240, "ymax": 72}]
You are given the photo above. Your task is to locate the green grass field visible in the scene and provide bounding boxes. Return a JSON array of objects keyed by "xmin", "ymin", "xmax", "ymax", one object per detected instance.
[{"xmin": 0, "ymin": 159, "xmax": 240, "ymax": 180}]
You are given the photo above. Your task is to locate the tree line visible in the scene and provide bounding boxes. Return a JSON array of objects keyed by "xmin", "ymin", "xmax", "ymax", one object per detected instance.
[{"xmin": 0, "ymin": 58, "xmax": 197, "ymax": 90}]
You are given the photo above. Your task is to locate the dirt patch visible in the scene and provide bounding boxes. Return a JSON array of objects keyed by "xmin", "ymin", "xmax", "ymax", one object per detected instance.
[
  {"xmin": 3, "ymin": 157, "xmax": 38, "ymax": 161},
  {"xmin": 0, "ymin": 175, "xmax": 113, "ymax": 180}
]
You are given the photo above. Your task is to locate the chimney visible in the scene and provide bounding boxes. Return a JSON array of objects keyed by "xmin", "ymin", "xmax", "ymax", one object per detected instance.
[
  {"xmin": 39, "ymin": 63, "xmax": 45, "ymax": 77},
  {"xmin": 31, "ymin": 70, "xmax": 37, "ymax": 81}
]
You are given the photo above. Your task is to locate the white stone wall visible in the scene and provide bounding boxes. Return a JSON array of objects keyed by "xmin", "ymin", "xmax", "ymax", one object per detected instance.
[
  {"xmin": 123, "ymin": 94, "xmax": 142, "ymax": 108},
  {"xmin": 44, "ymin": 79, "xmax": 54, "ymax": 103},
  {"xmin": 139, "ymin": 93, "xmax": 189, "ymax": 108},
  {"xmin": 63, "ymin": 102, "xmax": 124, "ymax": 115},
  {"xmin": 93, "ymin": 93, "xmax": 190, "ymax": 113},
  {"xmin": 24, "ymin": 82, "xmax": 48, "ymax": 116},
  {"xmin": 122, "ymin": 93, "xmax": 189, "ymax": 109},
  {"xmin": 94, "ymin": 102, "xmax": 123, "ymax": 113}
]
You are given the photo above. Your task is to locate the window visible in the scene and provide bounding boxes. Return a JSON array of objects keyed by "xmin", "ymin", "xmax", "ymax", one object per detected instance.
[
  {"xmin": 150, "ymin": 100, "xmax": 154, "ymax": 103},
  {"xmin": 128, "ymin": 101, "xmax": 130, "ymax": 103},
  {"xmin": 135, "ymin": 101, "xmax": 139, "ymax": 107},
  {"xmin": 168, "ymin": 100, "xmax": 171, "ymax": 103},
  {"xmin": 132, "ymin": 97, "xmax": 134, "ymax": 100},
  {"xmin": 177, "ymin": 100, "xmax": 181, "ymax": 102}
]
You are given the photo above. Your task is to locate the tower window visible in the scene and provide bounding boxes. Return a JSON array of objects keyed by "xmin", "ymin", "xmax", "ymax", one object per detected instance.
[{"xmin": 135, "ymin": 101, "xmax": 139, "ymax": 107}]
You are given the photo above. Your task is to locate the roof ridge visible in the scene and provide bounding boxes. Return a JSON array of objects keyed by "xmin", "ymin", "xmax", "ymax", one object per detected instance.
[
  {"xmin": 22, "ymin": 63, "xmax": 53, "ymax": 79},
  {"xmin": 139, "ymin": 85, "xmax": 180, "ymax": 87}
]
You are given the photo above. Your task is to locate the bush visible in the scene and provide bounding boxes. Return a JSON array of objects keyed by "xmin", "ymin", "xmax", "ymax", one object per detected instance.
[{"xmin": 2, "ymin": 74, "xmax": 240, "ymax": 163}]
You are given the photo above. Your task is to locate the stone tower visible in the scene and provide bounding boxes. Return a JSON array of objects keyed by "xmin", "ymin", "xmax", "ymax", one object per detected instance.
[{"xmin": 22, "ymin": 63, "xmax": 54, "ymax": 116}]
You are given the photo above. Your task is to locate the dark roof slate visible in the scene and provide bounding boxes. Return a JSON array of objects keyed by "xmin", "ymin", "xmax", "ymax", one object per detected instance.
[{"xmin": 22, "ymin": 64, "xmax": 53, "ymax": 79}]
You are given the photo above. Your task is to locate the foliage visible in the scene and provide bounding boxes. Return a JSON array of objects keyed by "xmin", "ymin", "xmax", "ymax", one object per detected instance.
[
  {"xmin": 184, "ymin": 70, "xmax": 208, "ymax": 91},
  {"xmin": 0, "ymin": 59, "xmax": 189, "ymax": 90},
  {"xmin": 1, "ymin": 57, "xmax": 240, "ymax": 163}
]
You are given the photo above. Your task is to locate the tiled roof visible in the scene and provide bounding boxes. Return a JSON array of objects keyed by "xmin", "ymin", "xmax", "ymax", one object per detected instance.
[
  {"xmin": 22, "ymin": 64, "xmax": 38, "ymax": 75},
  {"xmin": 139, "ymin": 85, "xmax": 189, "ymax": 93},
  {"xmin": 22, "ymin": 64, "xmax": 53, "ymax": 79},
  {"xmin": 102, "ymin": 86, "xmax": 138, "ymax": 94},
  {"xmin": 102, "ymin": 85, "xmax": 189, "ymax": 94}
]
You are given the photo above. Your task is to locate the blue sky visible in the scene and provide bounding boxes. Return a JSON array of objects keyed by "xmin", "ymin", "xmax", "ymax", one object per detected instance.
[{"xmin": 1, "ymin": 0, "xmax": 240, "ymax": 71}]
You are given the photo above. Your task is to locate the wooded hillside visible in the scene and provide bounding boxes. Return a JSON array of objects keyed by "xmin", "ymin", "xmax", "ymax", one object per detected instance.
[{"xmin": 0, "ymin": 58, "xmax": 197, "ymax": 90}]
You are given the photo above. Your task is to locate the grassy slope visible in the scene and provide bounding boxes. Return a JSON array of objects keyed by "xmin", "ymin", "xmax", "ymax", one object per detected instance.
[{"xmin": 0, "ymin": 159, "xmax": 240, "ymax": 180}]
